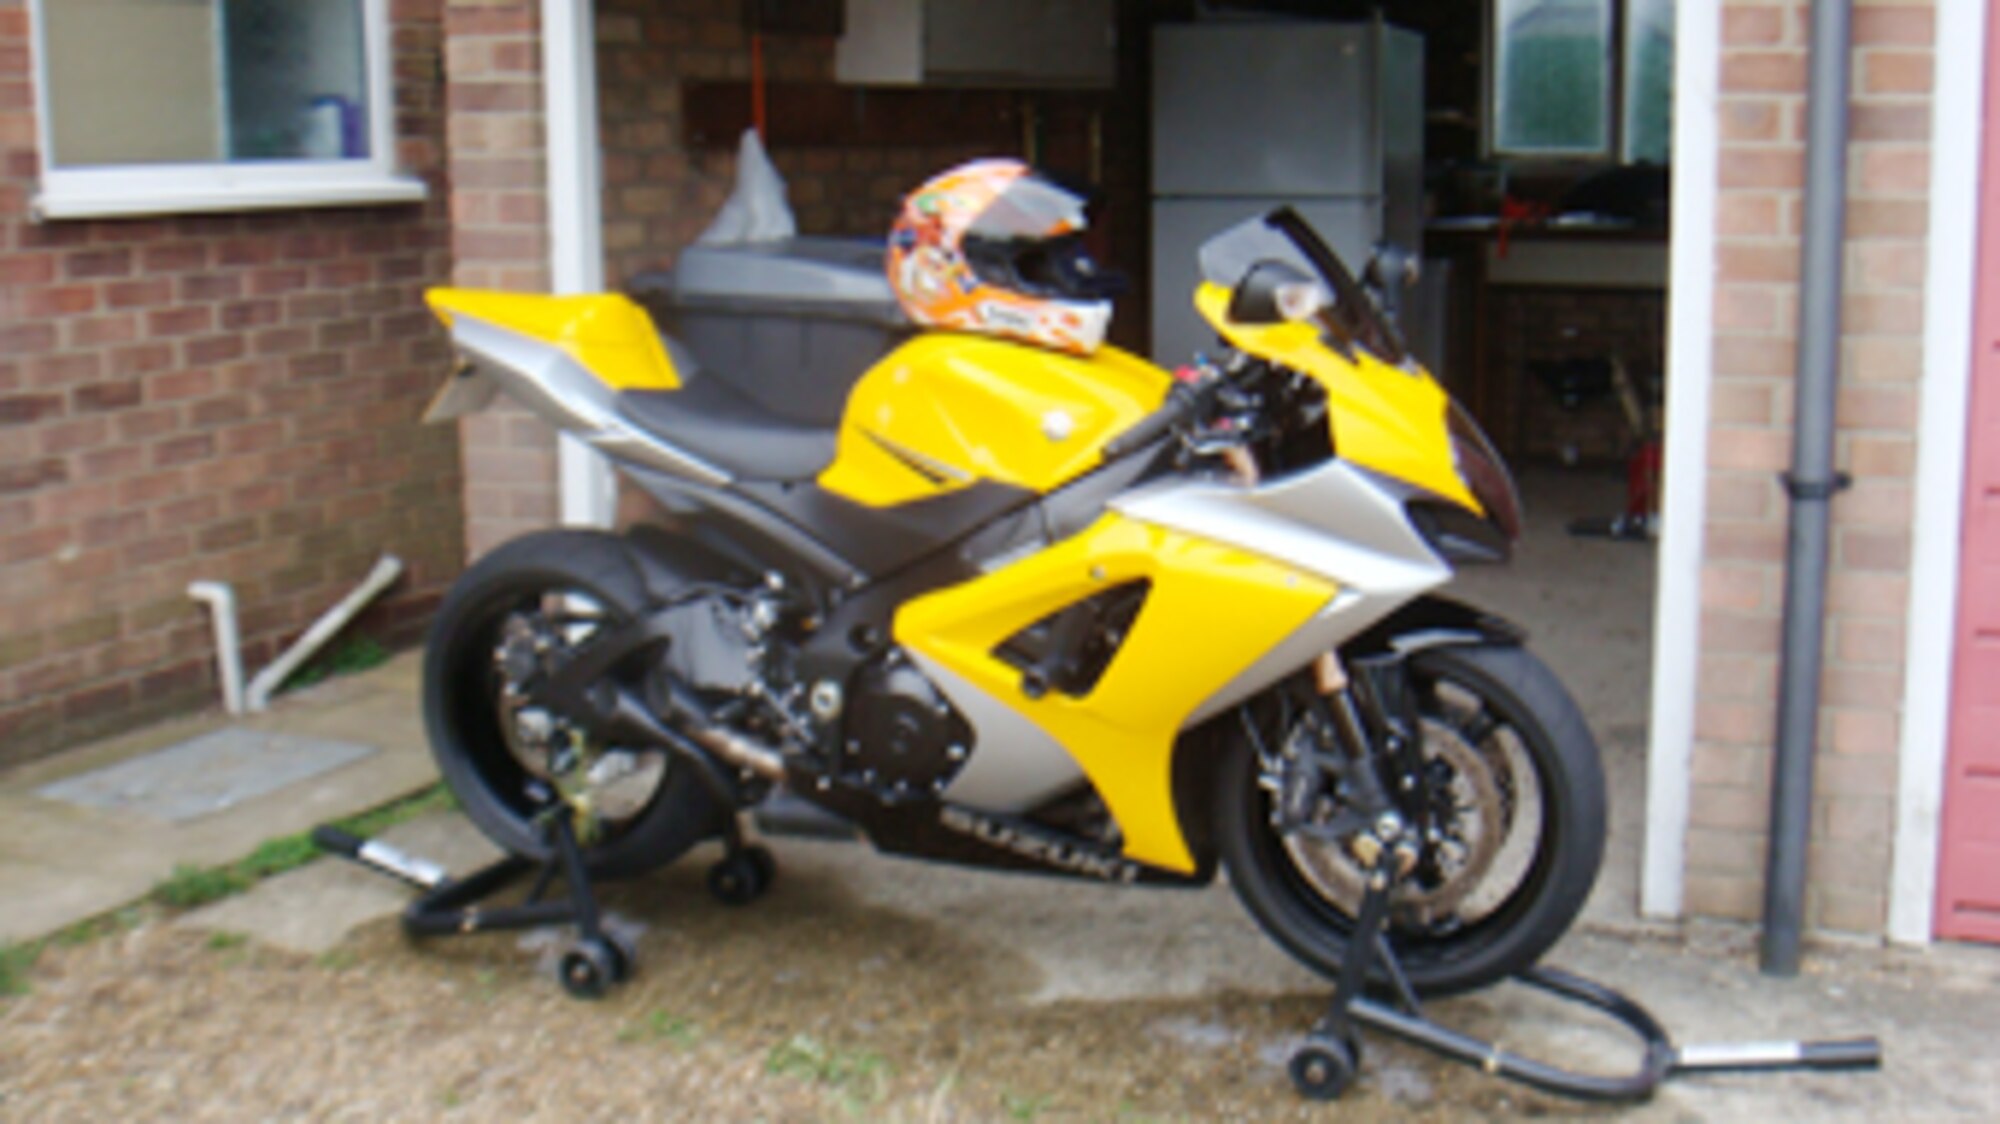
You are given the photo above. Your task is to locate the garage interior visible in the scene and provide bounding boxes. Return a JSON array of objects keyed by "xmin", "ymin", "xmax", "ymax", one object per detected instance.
[{"xmin": 631, "ymin": 0, "xmax": 1670, "ymax": 922}]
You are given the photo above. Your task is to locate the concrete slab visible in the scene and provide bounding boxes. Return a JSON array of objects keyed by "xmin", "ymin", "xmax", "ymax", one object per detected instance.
[
  {"xmin": 35, "ymin": 728, "xmax": 376, "ymax": 823},
  {"xmin": 176, "ymin": 812, "xmax": 502, "ymax": 954},
  {"xmin": 0, "ymin": 651, "xmax": 439, "ymax": 944}
]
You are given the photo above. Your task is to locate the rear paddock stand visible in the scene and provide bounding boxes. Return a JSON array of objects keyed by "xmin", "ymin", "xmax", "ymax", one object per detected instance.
[
  {"xmin": 313, "ymin": 781, "xmax": 775, "ymax": 999},
  {"xmin": 1289, "ymin": 853, "xmax": 1882, "ymax": 1102}
]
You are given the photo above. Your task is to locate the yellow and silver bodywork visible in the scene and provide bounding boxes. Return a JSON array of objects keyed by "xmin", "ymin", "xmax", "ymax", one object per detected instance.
[{"xmin": 424, "ymin": 265, "xmax": 1475, "ymax": 878}]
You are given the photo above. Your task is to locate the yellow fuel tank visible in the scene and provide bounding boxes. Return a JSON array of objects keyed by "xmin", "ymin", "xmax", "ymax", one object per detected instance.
[{"xmin": 818, "ymin": 334, "xmax": 1173, "ymax": 507}]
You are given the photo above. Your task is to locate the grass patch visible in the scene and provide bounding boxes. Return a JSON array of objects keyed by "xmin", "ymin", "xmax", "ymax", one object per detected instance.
[
  {"xmin": 154, "ymin": 864, "xmax": 253, "ymax": 909},
  {"xmin": 315, "ymin": 948, "xmax": 359, "ymax": 972},
  {"xmin": 51, "ymin": 905, "xmax": 147, "ymax": 947},
  {"xmin": 0, "ymin": 941, "xmax": 41, "ymax": 998},
  {"xmin": 205, "ymin": 930, "xmax": 249, "ymax": 951},
  {"xmin": 148, "ymin": 783, "xmax": 457, "ymax": 911},
  {"xmin": 765, "ymin": 1033, "xmax": 890, "ymax": 1105},
  {"xmin": 617, "ymin": 1009, "xmax": 703, "ymax": 1048},
  {"xmin": 280, "ymin": 635, "xmax": 392, "ymax": 694},
  {"xmin": 1000, "ymin": 1089, "xmax": 1053, "ymax": 1121}
]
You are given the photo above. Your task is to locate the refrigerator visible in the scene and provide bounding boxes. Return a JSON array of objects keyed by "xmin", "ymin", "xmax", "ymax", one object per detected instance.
[{"xmin": 1150, "ymin": 20, "xmax": 1424, "ymax": 365}]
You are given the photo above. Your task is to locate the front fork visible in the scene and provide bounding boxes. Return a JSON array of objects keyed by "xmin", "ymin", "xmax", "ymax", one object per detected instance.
[{"xmin": 1273, "ymin": 651, "xmax": 1433, "ymax": 880}]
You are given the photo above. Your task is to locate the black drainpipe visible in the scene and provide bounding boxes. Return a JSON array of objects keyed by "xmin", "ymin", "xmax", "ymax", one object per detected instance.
[{"xmin": 1761, "ymin": 0, "xmax": 1855, "ymax": 977}]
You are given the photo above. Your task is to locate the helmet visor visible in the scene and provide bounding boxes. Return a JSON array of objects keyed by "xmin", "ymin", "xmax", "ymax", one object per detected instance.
[{"xmin": 965, "ymin": 174, "xmax": 1090, "ymax": 241}]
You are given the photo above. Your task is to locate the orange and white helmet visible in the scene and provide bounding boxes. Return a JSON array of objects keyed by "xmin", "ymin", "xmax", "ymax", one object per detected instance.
[{"xmin": 886, "ymin": 158, "xmax": 1121, "ymax": 355}]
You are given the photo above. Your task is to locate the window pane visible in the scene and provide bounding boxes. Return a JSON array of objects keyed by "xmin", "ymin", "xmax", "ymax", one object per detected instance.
[
  {"xmin": 1494, "ymin": 0, "xmax": 1611, "ymax": 155},
  {"xmin": 1623, "ymin": 0, "xmax": 1675, "ymax": 164},
  {"xmin": 223, "ymin": 0, "xmax": 371, "ymax": 160},
  {"xmin": 41, "ymin": 0, "xmax": 369, "ymax": 169},
  {"xmin": 43, "ymin": 0, "xmax": 223, "ymax": 166}
]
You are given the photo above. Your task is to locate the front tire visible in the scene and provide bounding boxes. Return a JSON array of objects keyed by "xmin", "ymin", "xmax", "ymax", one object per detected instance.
[
  {"xmin": 1217, "ymin": 644, "xmax": 1605, "ymax": 997},
  {"xmin": 423, "ymin": 530, "xmax": 724, "ymax": 879}
]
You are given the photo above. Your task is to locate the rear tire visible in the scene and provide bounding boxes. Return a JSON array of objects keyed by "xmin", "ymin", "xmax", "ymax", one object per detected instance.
[
  {"xmin": 423, "ymin": 530, "xmax": 724, "ymax": 879},
  {"xmin": 1217, "ymin": 644, "xmax": 1605, "ymax": 997}
]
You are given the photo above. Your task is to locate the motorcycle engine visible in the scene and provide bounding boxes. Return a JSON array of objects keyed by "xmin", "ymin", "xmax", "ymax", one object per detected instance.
[{"xmin": 838, "ymin": 650, "xmax": 971, "ymax": 800}]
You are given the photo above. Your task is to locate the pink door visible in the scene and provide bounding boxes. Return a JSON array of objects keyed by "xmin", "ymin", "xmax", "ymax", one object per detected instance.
[{"xmin": 1936, "ymin": 0, "xmax": 2000, "ymax": 943}]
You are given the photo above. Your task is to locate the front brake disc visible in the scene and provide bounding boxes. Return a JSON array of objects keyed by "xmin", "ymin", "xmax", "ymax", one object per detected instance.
[{"xmin": 1279, "ymin": 715, "xmax": 1507, "ymax": 930}]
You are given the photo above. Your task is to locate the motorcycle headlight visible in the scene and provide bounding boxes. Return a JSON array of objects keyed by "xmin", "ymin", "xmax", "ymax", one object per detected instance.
[{"xmin": 1447, "ymin": 401, "xmax": 1522, "ymax": 542}]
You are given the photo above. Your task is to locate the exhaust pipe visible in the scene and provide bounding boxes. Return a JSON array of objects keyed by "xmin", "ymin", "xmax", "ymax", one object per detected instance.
[
  {"xmin": 604, "ymin": 684, "xmax": 787, "ymax": 787},
  {"xmin": 684, "ymin": 723, "xmax": 787, "ymax": 781}
]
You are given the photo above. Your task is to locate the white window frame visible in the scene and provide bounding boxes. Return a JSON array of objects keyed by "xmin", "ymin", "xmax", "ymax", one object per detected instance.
[
  {"xmin": 26, "ymin": 0, "xmax": 426, "ymax": 220},
  {"xmin": 1486, "ymin": 0, "xmax": 1672, "ymax": 165},
  {"xmin": 1486, "ymin": 0, "xmax": 1618, "ymax": 161}
]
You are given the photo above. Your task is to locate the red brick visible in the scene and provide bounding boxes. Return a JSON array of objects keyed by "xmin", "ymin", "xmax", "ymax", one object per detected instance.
[
  {"xmin": 1862, "ymin": 50, "xmax": 1934, "ymax": 96},
  {"xmin": 1857, "ymin": 147, "xmax": 1929, "ymax": 195},
  {"xmin": 1853, "ymin": 6, "xmax": 1935, "ymax": 46},
  {"xmin": 71, "ymin": 382, "xmax": 142, "ymax": 412},
  {"xmin": 146, "ymin": 306, "xmax": 216, "ymax": 337},
  {"xmin": 64, "ymin": 248, "xmax": 133, "ymax": 281},
  {"xmin": 1722, "ymin": 51, "xmax": 1807, "ymax": 94},
  {"xmin": 140, "ymin": 244, "xmax": 209, "ymax": 273},
  {"xmin": 1722, "ymin": 6, "xmax": 1787, "ymax": 46},
  {"xmin": 24, "ymin": 286, "xmax": 98, "ymax": 318},
  {"xmin": 1846, "ymin": 198, "xmax": 1928, "ymax": 239},
  {"xmin": 104, "ymin": 278, "xmax": 174, "ymax": 309}
]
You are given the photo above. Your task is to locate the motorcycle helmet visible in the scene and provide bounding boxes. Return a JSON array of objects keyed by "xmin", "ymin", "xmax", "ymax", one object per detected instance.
[{"xmin": 886, "ymin": 158, "xmax": 1122, "ymax": 355}]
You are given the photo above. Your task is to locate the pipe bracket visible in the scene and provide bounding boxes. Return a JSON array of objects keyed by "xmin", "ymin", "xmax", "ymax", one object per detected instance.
[{"xmin": 1779, "ymin": 471, "xmax": 1853, "ymax": 502}]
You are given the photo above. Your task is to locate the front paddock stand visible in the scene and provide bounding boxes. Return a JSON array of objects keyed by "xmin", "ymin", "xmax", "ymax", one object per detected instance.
[
  {"xmin": 311, "ymin": 782, "xmax": 775, "ymax": 1001},
  {"xmin": 1290, "ymin": 855, "xmax": 1881, "ymax": 1102}
]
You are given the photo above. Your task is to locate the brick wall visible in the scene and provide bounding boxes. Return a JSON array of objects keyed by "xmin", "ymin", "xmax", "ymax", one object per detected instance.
[
  {"xmin": 0, "ymin": 0, "xmax": 464, "ymax": 767},
  {"xmin": 442, "ymin": 0, "xmax": 560, "ymax": 559},
  {"xmin": 1686, "ymin": 0, "xmax": 1933, "ymax": 932}
]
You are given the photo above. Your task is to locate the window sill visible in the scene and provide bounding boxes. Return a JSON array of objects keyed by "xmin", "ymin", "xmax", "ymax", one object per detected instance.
[{"xmin": 33, "ymin": 174, "xmax": 430, "ymax": 221}]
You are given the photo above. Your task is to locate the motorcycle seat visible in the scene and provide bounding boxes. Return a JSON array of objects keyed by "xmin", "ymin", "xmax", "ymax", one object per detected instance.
[
  {"xmin": 628, "ymin": 238, "xmax": 910, "ymax": 429},
  {"xmin": 618, "ymin": 375, "xmax": 838, "ymax": 483}
]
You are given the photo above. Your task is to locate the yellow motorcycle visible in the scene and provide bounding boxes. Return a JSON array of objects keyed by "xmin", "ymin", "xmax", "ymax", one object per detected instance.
[{"xmin": 419, "ymin": 165, "xmax": 1604, "ymax": 1003}]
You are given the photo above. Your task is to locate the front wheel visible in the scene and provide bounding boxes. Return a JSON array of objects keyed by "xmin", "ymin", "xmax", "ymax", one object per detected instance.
[{"xmin": 1216, "ymin": 644, "xmax": 1605, "ymax": 997}]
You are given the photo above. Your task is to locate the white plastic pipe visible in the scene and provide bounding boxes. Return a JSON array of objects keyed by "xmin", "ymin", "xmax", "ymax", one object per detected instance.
[
  {"xmin": 187, "ymin": 580, "xmax": 246, "ymax": 716},
  {"xmin": 245, "ymin": 554, "xmax": 405, "ymax": 713}
]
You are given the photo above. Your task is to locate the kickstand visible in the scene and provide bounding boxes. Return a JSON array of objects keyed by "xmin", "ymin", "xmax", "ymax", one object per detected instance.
[{"xmin": 1284, "ymin": 843, "xmax": 1881, "ymax": 1103}]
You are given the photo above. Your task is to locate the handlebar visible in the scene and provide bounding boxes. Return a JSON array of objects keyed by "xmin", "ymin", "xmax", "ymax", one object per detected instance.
[{"xmin": 1101, "ymin": 380, "xmax": 1210, "ymax": 461}]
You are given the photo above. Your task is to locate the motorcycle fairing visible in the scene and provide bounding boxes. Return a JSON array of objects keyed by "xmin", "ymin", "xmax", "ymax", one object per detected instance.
[
  {"xmin": 817, "ymin": 333, "xmax": 1174, "ymax": 507},
  {"xmin": 427, "ymin": 289, "xmax": 682, "ymax": 390},
  {"xmin": 1192, "ymin": 282, "xmax": 1479, "ymax": 513},
  {"xmin": 894, "ymin": 511, "xmax": 1336, "ymax": 874}
]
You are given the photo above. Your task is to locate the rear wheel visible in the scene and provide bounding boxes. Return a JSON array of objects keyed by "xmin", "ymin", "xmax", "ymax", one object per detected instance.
[
  {"xmin": 1216, "ymin": 644, "xmax": 1605, "ymax": 996},
  {"xmin": 423, "ymin": 530, "xmax": 724, "ymax": 878}
]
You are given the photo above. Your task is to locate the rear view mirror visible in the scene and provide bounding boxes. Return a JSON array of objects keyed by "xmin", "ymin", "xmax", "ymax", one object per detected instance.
[{"xmin": 1229, "ymin": 260, "xmax": 1329, "ymax": 325}]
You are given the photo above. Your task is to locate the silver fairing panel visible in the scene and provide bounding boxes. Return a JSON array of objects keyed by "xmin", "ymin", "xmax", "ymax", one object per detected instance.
[
  {"xmin": 1112, "ymin": 460, "xmax": 1452, "ymax": 724},
  {"xmin": 449, "ymin": 316, "xmax": 731, "ymax": 487},
  {"xmin": 937, "ymin": 459, "xmax": 1452, "ymax": 819}
]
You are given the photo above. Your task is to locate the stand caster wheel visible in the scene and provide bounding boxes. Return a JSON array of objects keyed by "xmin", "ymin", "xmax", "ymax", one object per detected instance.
[
  {"xmin": 708, "ymin": 844, "xmax": 776, "ymax": 906},
  {"xmin": 603, "ymin": 930, "xmax": 637, "ymax": 983},
  {"xmin": 558, "ymin": 936, "xmax": 623, "ymax": 1000},
  {"xmin": 1289, "ymin": 1033, "xmax": 1360, "ymax": 1101}
]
